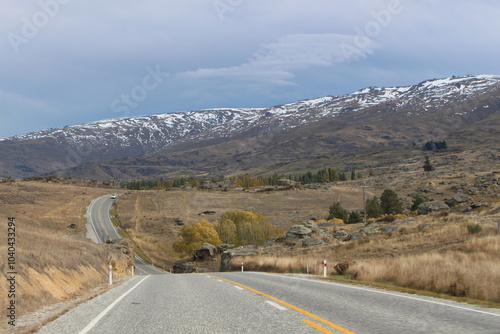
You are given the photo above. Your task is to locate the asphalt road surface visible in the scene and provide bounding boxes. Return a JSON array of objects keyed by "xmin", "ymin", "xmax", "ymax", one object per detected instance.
[
  {"xmin": 86, "ymin": 195, "xmax": 165, "ymax": 275},
  {"xmin": 37, "ymin": 272, "xmax": 500, "ymax": 334},
  {"xmin": 87, "ymin": 195, "xmax": 121, "ymax": 243}
]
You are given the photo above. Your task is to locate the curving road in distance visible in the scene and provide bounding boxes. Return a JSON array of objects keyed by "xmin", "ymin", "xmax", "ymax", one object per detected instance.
[{"xmin": 86, "ymin": 194, "xmax": 165, "ymax": 275}]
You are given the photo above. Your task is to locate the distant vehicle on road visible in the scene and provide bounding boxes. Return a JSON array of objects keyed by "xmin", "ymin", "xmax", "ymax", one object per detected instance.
[{"xmin": 111, "ymin": 194, "xmax": 117, "ymax": 199}]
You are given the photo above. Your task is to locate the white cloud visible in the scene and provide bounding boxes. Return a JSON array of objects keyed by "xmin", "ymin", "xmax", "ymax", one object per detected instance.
[{"xmin": 180, "ymin": 33, "xmax": 379, "ymax": 86}]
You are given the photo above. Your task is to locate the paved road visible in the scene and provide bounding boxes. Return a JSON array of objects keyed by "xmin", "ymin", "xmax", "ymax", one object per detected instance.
[
  {"xmin": 87, "ymin": 195, "xmax": 121, "ymax": 243},
  {"xmin": 134, "ymin": 254, "xmax": 167, "ymax": 276},
  {"xmin": 37, "ymin": 272, "xmax": 500, "ymax": 334},
  {"xmin": 86, "ymin": 195, "xmax": 165, "ymax": 275}
]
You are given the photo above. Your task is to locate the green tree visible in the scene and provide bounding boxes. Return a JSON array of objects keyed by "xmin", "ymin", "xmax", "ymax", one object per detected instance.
[
  {"xmin": 380, "ymin": 189, "xmax": 404, "ymax": 215},
  {"xmin": 411, "ymin": 195, "xmax": 429, "ymax": 212},
  {"xmin": 365, "ymin": 196, "xmax": 382, "ymax": 219},
  {"xmin": 347, "ymin": 211, "xmax": 363, "ymax": 224},
  {"xmin": 423, "ymin": 156, "xmax": 434, "ymax": 172},
  {"xmin": 328, "ymin": 202, "xmax": 349, "ymax": 222},
  {"xmin": 173, "ymin": 220, "xmax": 222, "ymax": 256}
]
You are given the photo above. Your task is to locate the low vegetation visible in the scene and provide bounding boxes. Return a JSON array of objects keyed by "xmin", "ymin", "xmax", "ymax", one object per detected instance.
[
  {"xmin": 233, "ymin": 212, "xmax": 500, "ymax": 304},
  {"xmin": 0, "ymin": 179, "xmax": 131, "ymax": 330}
]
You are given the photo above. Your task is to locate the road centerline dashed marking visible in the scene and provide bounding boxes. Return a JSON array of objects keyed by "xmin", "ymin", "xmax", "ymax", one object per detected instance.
[
  {"xmin": 234, "ymin": 286, "xmax": 244, "ymax": 290},
  {"xmin": 204, "ymin": 274, "xmax": 356, "ymax": 334},
  {"xmin": 265, "ymin": 301, "xmax": 287, "ymax": 311}
]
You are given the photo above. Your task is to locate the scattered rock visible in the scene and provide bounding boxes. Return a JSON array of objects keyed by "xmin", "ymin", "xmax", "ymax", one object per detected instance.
[
  {"xmin": 333, "ymin": 230, "xmax": 351, "ymax": 241},
  {"xmin": 173, "ymin": 217, "xmax": 184, "ymax": 225},
  {"xmin": 301, "ymin": 220, "xmax": 320, "ymax": 233},
  {"xmin": 302, "ymin": 238, "xmax": 324, "ymax": 247},
  {"xmin": 285, "ymin": 225, "xmax": 313, "ymax": 240},
  {"xmin": 199, "ymin": 210, "xmax": 216, "ymax": 216},
  {"xmin": 194, "ymin": 243, "xmax": 217, "ymax": 261},
  {"xmin": 173, "ymin": 260, "xmax": 196, "ymax": 273},
  {"xmin": 217, "ymin": 244, "xmax": 234, "ymax": 253},
  {"xmin": 380, "ymin": 225, "xmax": 398, "ymax": 233},
  {"xmin": 277, "ymin": 178, "xmax": 298, "ymax": 187},
  {"xmin": 418, "ymin": 201, "xmax": 449, "ymax": 215},
  {"xmin": 361, "ymin": 223, "xmax": 379, "ymax": 234},
  {"xmin": 220, "ymin": 246, "xmax": 259, "ymax": 271},
  {"xmin": 67, "ymin": 223, "xmax": 77, "ymax": 229},
  {"xmin": 446, "ymin": 193, "xmax": 470, "ymax": 207},
  {"xmin": 349, "ymin": 232, "xmax": 364, "ymax": 241}
]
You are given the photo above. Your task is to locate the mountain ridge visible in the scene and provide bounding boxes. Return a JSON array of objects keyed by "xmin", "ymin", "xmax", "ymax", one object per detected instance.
[{"xmin": 1, "ymin": 74, "xmax": 499, "ymax": 179}]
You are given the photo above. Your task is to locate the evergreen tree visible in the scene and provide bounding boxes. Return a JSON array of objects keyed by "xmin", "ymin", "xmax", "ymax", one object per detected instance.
[
  {"xmin": 380, "ymin": 189, "xmax": 404, "ymax": 214},
  {"xmin": 423, "ymin": 156, "xmax": 434, "ymax": 172},
  {"xmin": 328, "ymin": 202, "xmax": 349, "ymax": 221},
  {"xmin": 411, "ymin": 195, "xmax": 429, "ymax": 211},
  {"xmin": 347, "ymin": 211, "xmax": 363, "ymax": 224},
  {"xmin": 366, "ymin": 196, "xmax": 382, "ymax": 218}
]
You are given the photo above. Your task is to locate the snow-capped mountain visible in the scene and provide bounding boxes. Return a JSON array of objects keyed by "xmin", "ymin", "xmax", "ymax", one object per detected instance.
[{"xmin": 1, "ymin": 74, "xmax": 499, "ymax": 179}]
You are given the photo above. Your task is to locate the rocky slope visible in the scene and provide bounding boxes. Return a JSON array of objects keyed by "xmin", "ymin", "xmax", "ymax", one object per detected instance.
[{"xmin": 1, "ymin": 74, "xmax": 499, "ymax": 179}]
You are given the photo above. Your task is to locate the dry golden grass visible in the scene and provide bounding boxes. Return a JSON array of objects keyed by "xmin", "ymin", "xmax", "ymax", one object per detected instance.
[
  {"xmin": 0, "ymin": 180, "xmax": 132, "ymax": 330},
  {"xmin": 231, "ymin": 213, "xmax": 500, "ymax": 303},
  {"xmin": 113, "ymin": 186, "xmax": 368, "ymax": 266}
]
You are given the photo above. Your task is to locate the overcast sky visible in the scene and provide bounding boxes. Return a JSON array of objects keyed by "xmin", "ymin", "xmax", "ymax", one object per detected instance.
[{"xmin": 1, "ymin": 0, "xmax": 499, "ymax": 137}]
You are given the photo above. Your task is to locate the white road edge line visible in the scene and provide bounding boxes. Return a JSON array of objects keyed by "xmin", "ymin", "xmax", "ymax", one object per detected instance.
[
  {"xmin": 78, "ymin": 276, "xmax": 149, "ymax": 334},
  {"xmin": 265, "ymin": 301, "xmax": 287, "ymax": 311},
  {"xmin": 251, "ymin": 272, "xmax": 500, "ymax": 318}
]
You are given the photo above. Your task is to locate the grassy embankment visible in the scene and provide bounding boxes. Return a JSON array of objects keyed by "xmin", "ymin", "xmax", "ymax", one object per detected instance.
[
  {"xmin": 0, "ymin": 180, "xmax": 132, "ymax": 333},
  {"xmin": 234, "ymin": 210, "xmax": 500, "ymax": 305}
]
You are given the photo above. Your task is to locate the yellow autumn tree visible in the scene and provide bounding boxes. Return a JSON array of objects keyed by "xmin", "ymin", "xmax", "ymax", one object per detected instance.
[
  {"xmin": 216, "ymin": 210, "xmax": 275, "ymax": 246},
  {"xmin": 173, "ymin": 220, "xmax": 222, "ymax": 256}
]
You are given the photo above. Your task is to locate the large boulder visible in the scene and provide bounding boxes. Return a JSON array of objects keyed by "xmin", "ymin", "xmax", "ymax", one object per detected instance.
[
  {"xmin": 220, "ymin": 246, "xmax": 259, "ymax": 271},
  {"xmin": 445, "ymin": 193, "xmax": 470, "ymax": 207},
  {"xmin": 418, "ymin": 201, "xmax": 449, "ymax": 215},
  {"xmin": 285, "ymin": 225, "xmax": 313, "ymax": 240},
  {"xmin": 173, "ymin": 260, "xmax": 196, "ymax": 273},
  {"xmin": 302, "ymin": 238, "xmax": 324, "ymax": 247},
  {"xmin": 333, "ymin": 230, "xmax": 351, "ymax": 241},
  {"xmin": 193, "ymin": 243, "xmax": 217, "ymax": 261},
  {"xmin": 277, "ymin": 178, "xmax": 298, "ymax": 187}
]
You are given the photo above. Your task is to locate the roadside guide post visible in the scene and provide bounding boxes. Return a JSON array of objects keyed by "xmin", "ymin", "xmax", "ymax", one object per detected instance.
[
  {"xmin": 323, "ymin": 260, "xmax": 327, "ymax": 278},
  {"xmin": 241, "ymin": 262, "xmax": 244, "ymax": 272},
  {"xmin": 109, "ymin": 265, "xmax": 113, "ymax": 285}
]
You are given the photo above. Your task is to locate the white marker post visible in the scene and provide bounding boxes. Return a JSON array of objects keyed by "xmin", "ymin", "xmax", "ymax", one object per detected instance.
[
  {"xmin": 109, "ymin": 265, "xmax": 113, "ymax": 285},
  {"xmin": 323, "ymin": 260, "xmax": 327, "ymax": 278},
  {"xmin": 131, "ymin": 265, "xmax": 135, "ymax": 276},
  {"xmin": 241, "ymin": 263, "xmax": 244, "ymax": 272}
]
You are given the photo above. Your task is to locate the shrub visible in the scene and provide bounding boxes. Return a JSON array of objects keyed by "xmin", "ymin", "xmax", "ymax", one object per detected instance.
[{"xmin": 467, "ymin": 224, "xmax": 482, "ymax": 234}]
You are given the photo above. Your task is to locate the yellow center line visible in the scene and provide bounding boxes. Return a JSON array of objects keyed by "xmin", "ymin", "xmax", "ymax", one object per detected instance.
[
  {"xmin": 204, "ymin": 274, "xmax": 357, "ymax": 334},
  {"xmin": 302, "ymin": 319, "xmax": 336, "ymax": 333}
]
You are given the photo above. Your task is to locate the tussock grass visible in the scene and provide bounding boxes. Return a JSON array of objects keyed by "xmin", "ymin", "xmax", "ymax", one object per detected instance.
[
  {"xmin": 230, "ymin": 213, "xmax": 500, "ymax": 303},
  {"xmin": 0, "ymin": 180, "xmax": 131, "ymax": 323},
  {"xmin": 347, "ymin": 235, "xmax": 500, "ymax": 302}
]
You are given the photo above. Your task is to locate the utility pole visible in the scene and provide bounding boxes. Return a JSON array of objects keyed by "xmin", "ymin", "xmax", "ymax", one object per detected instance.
[{"xmin": 363, "ymin": 185, "xmax": 367, "ymax": 224}]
